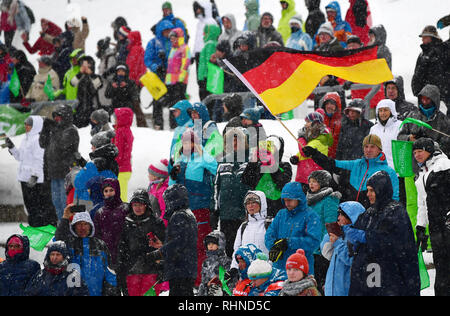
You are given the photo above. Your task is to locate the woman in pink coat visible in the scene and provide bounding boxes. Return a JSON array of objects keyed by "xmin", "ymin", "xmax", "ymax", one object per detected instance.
[{"xmin": 113, "ymin": 107, "xmax": 134, "ymax": 202}]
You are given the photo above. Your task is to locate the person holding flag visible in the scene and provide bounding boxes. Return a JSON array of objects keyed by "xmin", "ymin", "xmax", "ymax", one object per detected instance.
[
  {"xmin": 25, "ymin": 56, "xmax": 59, "ymax": 102},
  {"xmin": 9, "ymin": 50, "xmax": 36, "ymax": 104}
]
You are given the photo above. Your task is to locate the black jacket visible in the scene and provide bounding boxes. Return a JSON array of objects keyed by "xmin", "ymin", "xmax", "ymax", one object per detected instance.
[
  {"xmin": 39, "ymin": 105, "xmax": 79, "ymax": 180},
  {"xmin": 411, "ymin": 38, "xmax": 446, "ymax": 100},
  {"xmin": 10, "ymin": 51, "xmax": 36, "ymax": 103},
  {"xmin": 336, "ymin": 116, "xmax": 373, "ymax": 161},
  {"xmin": 73, "ymin": 72, "xmax": 103, "ymax": 128},
  {"xmin": 349, "ymin": 171, "xmax": 420, "ymax": 296},
  {"xmin": 118, "ymin": 208, "xmax": 166, "ymax": 277},
  {"xmin": 384, "ymin": 76, "xmax": 419, "ymax": 121},
  {"xmin": 305, "ymin": 0, "xmax": 326, "ymax": 39},
  {"xmin": 105, "ymin": 74, "xmax": 140, "ymax": 109}
]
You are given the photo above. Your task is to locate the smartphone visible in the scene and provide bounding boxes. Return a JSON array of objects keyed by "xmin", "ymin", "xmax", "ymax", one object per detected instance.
[
  {"xmin": 147, "ymin": 232, "xmax": 157, "ymax": 241},
  {"xmin": 326, "ymin": 222, "xmax": 343, "ymax": 237},
  {"xmin": 71, "ymin": 204, "xmax": 86, "ymax": 213}
]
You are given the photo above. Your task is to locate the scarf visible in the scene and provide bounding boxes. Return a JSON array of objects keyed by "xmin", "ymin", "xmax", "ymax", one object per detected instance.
[
  {"xmin": 306, "ymin": 187, "xmax": 334, "ymax": 206},
  {"xmin": 280, "ymin": 276, "xmax": 318, "ymax": 296}
]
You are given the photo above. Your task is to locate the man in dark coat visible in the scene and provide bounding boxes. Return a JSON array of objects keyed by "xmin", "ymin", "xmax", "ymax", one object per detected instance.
[
  {"xmin": 255, "ymin": 12, "xmax": 284, "ymax": 48},
  {"xmin": 24, "ymin": 241, "xmax": 90, "ymax": 296},
  {"xmin": 10, "ymin": 50, "xmax": 36, "ymax": 104},
  {"xmin": 147, "ymin": 184, "xmax": 198, "ymax": 296},
  {"xmin": 347, "ymin": 171, "xmax": 420, "ymax": 296},
  {"xmin": 104, "ymin": 64, "xmax": 140, "ymax": 111},
  {"xmin": 411, "ymin": 26, "xmax": 447, "ymax": 105},
  {"xmin": 384, "ymin": 76, "xmax": 419, "ymax": 121},
  {"xmin": 398, "ymin": 84, "xmax": 450, "ymax": 158},
  {"xmin": 71, "ymin": 56, "xmax": 103, "ymax": 128},
  {"xmin": 0, "ymin": 235, "xmax": 40, "ymax": 296},
  {"xmin": 39, "ymin": 104, "xmax": 80, "ymax": 220},
  {"xmin": 304, "ymin": 0, "xmax": 326, "ymax": 40}
]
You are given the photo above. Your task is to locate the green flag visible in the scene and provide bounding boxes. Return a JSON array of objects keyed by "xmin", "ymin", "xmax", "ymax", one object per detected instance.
[
  {"xmin": 219, "ymin": 266, "xmax": 232, "ymax": 296},
  {"xmin": 44, "ymin": 74, "xmax": 55, "ymax": 101},
  {"xmin": 206, "ymin": 62, "xmax": 224, "ymax": 95},
  {"xmin": 0, "ymin": 105, "xmax": 30, "ymax": 136},
  {"xmin": 19, "ymin": 224, "xmax": 56, "ymax": 252},
  {"xmin": 9, "ymin": 68, "xmax": 21, "ymax": 98},
  {"xmin": 392, "ymin": 140, "xmax": 415, "ymax": 177},
  {"xmin": 143, "ymin": 282, "xmax": 158, "ymax": 296},
  {"xmin": 400, "ymin": 118, "xmax": 432, "ymax": 131},
  {"xmin": 418, "ymin": 251, "xmax": 430, "ymax": 291}
]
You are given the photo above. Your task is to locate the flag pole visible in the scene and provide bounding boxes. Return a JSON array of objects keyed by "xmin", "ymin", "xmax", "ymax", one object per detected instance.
[{"xmin": 222, "ymin": 59, "xmax": 303, "ymax": 147}]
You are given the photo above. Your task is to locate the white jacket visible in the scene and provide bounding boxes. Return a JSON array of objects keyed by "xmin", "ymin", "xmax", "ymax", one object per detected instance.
[
  {"xmin": 9, "ymin": 116, "xmax": 45, "ymax": 183},
  {"xmin": 193, "ymin": 0, "xmax": 217, "ymax": 55},
  {"xmin": 370, "ymin": 99, "xmax": 403, "ymax": 169},
  {"xmin": 231, "ymin": 190, "xmax": 269, "ymax": 269},
  {"xmin": 415, "ymin": 151, "xmax": 450, "ymax": 227}
]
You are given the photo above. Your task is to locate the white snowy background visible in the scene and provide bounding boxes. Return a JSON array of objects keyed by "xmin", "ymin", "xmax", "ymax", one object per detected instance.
[{"xmin": 0, "ymin": 0, "xmax": 448, "ymax": 295}]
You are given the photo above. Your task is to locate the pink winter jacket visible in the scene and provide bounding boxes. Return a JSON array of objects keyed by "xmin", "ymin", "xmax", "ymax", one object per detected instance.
[
  {"xmin": 113, "ymin": 107, "xmax": 134, "ymax": 173},
  {"xmin": 148, "ymin": 177, "xmax": 169, "ymax": 226},
  {"xmin": 126, "ymin": 31, "xmax": 147, "ymax": 87}
]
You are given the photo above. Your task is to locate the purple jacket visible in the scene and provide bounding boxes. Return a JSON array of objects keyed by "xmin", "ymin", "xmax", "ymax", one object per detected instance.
[{"xmin": 94, "ymin": 178, "xmax": 129, "ymax": 266}]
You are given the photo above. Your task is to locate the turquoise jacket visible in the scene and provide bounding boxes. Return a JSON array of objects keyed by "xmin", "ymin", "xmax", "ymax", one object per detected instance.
[{"xmin": 265, "ymin": 182, "xmax": 322, "ymax": 274}]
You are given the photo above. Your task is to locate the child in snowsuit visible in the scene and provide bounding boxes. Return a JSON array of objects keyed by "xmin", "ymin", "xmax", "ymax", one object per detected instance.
[
  {"xmin": 198, "ymin": 231, "xmax": 232, "ymax": 296},
  {"xmin": 247, "ymin": 252, "xmax": 287, "ymax": 296}
]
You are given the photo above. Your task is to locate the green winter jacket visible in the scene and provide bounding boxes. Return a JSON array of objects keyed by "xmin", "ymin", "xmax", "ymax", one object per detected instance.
[
  {"xmin": 245, "ymin": 0, "xmax": 260, "ymax": 32},
  {"xmin": 55, "ymin": 65, "xmax": 80, "ymax": 101},
  {"xmin": 198, "ymin": 24, "xmax": 221, "ymax": 82},
  {"xmin": 277, "ymin": 0, "xmax": 298, "ymax": 43}
]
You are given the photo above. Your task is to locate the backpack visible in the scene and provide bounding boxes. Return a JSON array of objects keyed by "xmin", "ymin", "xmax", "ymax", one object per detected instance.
[
  {"xmin": 24, "ymin": 4, "xmax": 35, "ymax": 25},
  {"xmin": 240, "ymin": 217, "xmax": 273, "ymax": 240}
]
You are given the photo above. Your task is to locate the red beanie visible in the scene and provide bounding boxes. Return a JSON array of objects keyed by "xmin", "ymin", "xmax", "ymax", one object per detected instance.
[{"xmin": 286, "ymin": 249, "xmax": 309, "ymax": 275}]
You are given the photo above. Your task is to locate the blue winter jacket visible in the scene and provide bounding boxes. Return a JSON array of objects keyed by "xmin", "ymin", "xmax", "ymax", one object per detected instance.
[
  {"xmin": 172, "ymin": 150, "xmax": 218, "ymax": 211},
  {"xmin": 74, "ymin": 162, "xmax": 117, "ymax": 201},
  {"xmin": 324, "ymin": 1, "xmax": 352, "ymax": 48},
  {"xmin": 190, "ymin": 102, "xmax": 219, "ymax": 146},
  {"xmin": 0, "ymin": 235, "xmax": 40, "ymax": 296},
  {"xmin": 145, "ymin": 19, "xmax": 174, "ymax": 72},
  {"xmin": 234, "ymin": 244, "xmax": 263, "ymax": 280},
  {"xmin": 158, "ymin": 14, "xmax": 188, "ymax": 43},
  {"xmin": 335, "ymin": 153, "xmax": 399, "ymax": 201},
  {"xmin": 54, "ymin": 212, "xmax": 118, "ymax": 296},
  {"xmin": 248, "ymin": 267, "xmax": 287, "ymax": 296},
  {"xmin": 320, "ymin": 201, "xmax": 366, "ymax": 296},
  {"xmin": 286, "ymin": 29, "xmax": 313, "ymax": 51},
  {"xmin": 265, "ymin": 182, "xmax": 322, "ymax": 274}
]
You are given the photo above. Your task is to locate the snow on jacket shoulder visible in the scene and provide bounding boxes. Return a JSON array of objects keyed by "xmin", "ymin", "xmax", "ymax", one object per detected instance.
[{"xmin": 10, "ymin": 116, "xmax": 45, "ymax": 183}]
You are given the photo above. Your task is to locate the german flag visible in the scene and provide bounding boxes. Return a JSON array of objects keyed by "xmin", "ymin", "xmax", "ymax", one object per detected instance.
[{"xmin": 225, "ymin": 46, "xmax": 393, "ymax": 115}]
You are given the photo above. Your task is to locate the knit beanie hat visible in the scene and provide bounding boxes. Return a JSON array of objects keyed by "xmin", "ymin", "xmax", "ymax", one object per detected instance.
[
  {"xmin": 362, "ymin": 134, "xmax": 382, "ymax": 151},
  {"xmin": 289, "ymin": 14, "xmax": 304, "ymax": 26},
  {"xmin": 317, "ymin": 21, "xmax": 334, "ymax": 37},
  {"xmin": 286, "ymin": 249, "xmax": 309, "ymax": 275},
  {"xmin": 305, "ymin": 111, "xmax": 324, "ymax": 124},
  {"xmin": 247, "ymin": 253, "xmax": 273, "ymax": 280},
  {"xmin": 162, "ymin": 1, "xmax": 172, "ymax": 10},
  {"xmin": 419, "ymin": 25, "xmax": 441, "ymax": 40},
  {"xmin": 148, "ymin": 159, "xmax": 169, "ymax": 179},
  {"xmin": 119, "ymin": 26, "xmax": 131, "ymax": 38},
  {"xmin": 244, "ymin": 192, "xmax": 261, "ymax": 206},
  {"xmin": 308, "ymin": 170, "xmax": 332, "ymax": 188},
  {"xmin": 91, "ymin": 130, "xmax": 116, "ymax": 148},
  {"xmin": 413, "ymin": 138, "xmax": 435, "ymax": 155}
]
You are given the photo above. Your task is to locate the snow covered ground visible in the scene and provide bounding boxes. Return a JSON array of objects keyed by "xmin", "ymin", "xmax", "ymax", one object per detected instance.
[{"xmin": 0, "ymin": 0, "xmax": 447, "ymax": 296}]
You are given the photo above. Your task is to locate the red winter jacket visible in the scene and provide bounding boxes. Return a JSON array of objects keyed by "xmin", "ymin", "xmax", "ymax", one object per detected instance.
[
  {"xmin": 126, "ymin": 31, "xmax": 147, "ymax": 87},
  {"xmin": 320, "ymin": 93, "xmax": 342, "ymax": 159},
  {"xmin": 345, "ymin": 0, "xmax": 372, "ymax": 45},
  {"xmin": 113, "ymin": 107, "xmax": 134, "ymax": 173},
  {"xmin": 23, "ymin": 20, "xmax": 62, "ymax": 56}
]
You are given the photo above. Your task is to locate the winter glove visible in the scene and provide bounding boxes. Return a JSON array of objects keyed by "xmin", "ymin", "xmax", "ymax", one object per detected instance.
[
  {"xmin": 146, "ymin": 250, "xmax": 163, "ymax": 262},
  {"xmin": 225, "ymin": 268, "xmax": 239, "ymax": 285},
  {"xmin": 343, "ymin": 226, "xmax": 366, "ymax": 245},
  {"xmin": 4, "ymin": 137, "xmax": 14, "ymax": 149},
  {"xmin": 416, "ymin": 226, "xmax": 429, "ymax": 252},
  {"xmin": 269, "ymin": 238, "xmax": 288, "ymax": 263},
  {"xmin": 301, "ymin": 146, "xmax": 318, "ymax": 158},
  {"xmin": 208, "ymin": 284, "xmax": 223, "ymax": 296},
  {"xmin": 170, "ymin": 165, "xmax": 181, "ymax": 180},
  {"xmin": 290, "ymin": 155, "xmax": 299, "ymax": 165},
  {"xmin": 343, "ymin": 81, "xmax": 353, "ymax": 90},
  {"xmin": 26, "ymin": 176, "xmax": 38, "ymax": 188}
]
